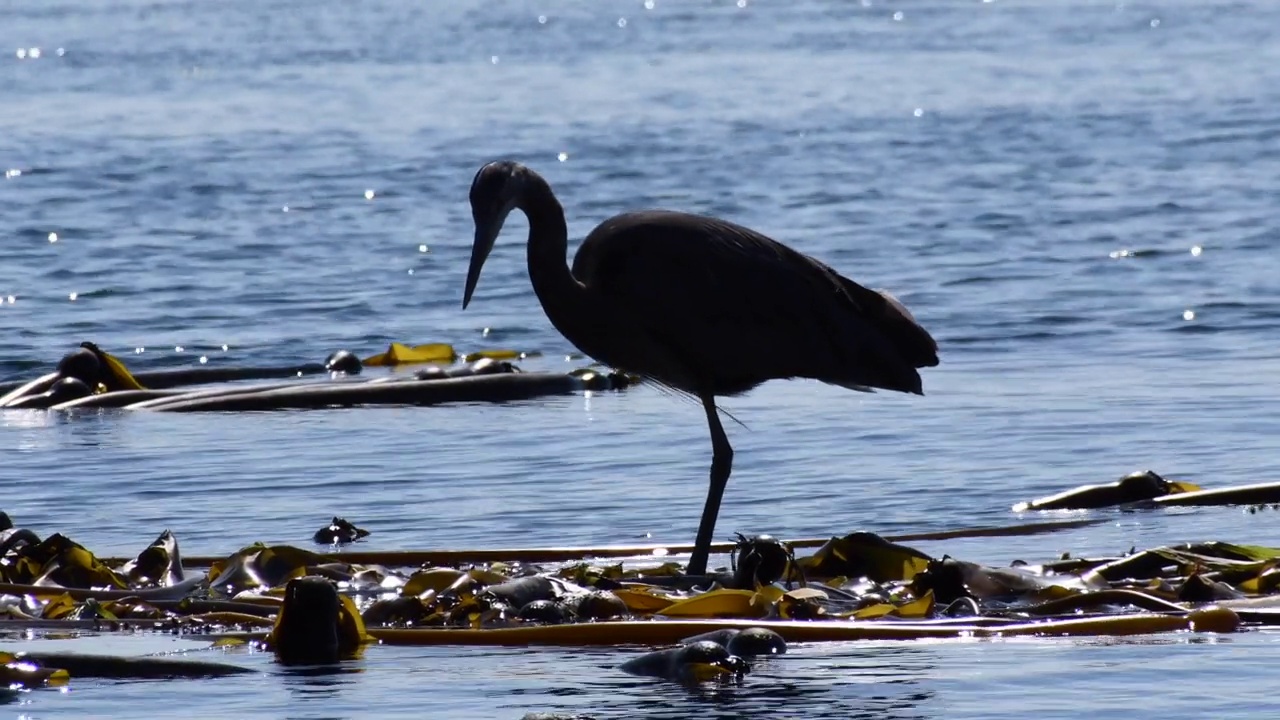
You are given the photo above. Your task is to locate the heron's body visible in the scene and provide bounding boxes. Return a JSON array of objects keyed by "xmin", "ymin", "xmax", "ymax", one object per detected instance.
[{"xmin": 464, "ymin": 161, "xmax": 938, "ymax": 575}]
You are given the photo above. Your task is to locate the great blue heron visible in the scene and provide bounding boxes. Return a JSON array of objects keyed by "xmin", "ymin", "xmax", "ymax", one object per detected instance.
[{"xmin": 463, "ymin": 161, "xmax": 938, "ymax": 576}]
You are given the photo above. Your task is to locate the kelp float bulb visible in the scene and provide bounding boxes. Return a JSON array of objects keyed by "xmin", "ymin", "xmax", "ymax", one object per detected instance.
[
  {"xmin": 1188, "ymin": 606, "xmax": 1240, "ymax": 634},
  {"xmin": 48, "ymin": 378, "xmax": 92, "ymax": 403},
  {"xmin": 730, "ymin": 533, "xmax": 793, "ymax": 589},
  {"xmin": 324, "ymin": 350, "xmax": 363, "ymax": 376},
  {"xmin": 269, "ymin": 576, "xmax": 341, "ymax": 665},
  {"xmin": 619, "ymin": 640, "xmax": 748, "ymax": 684},
  {"xmin": 56, "ymin": 346, "xmax": 101, "ymax": 385}
]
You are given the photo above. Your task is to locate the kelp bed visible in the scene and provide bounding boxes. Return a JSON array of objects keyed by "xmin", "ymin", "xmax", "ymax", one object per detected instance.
[
  {"xmin": 0, "ymin": 341, "xmax": 635, "ymax": 412},
  {"xmin": 8, "ymin": 344, "xmax": 1280, "ymax": 696},
  {"xmin": 5, "ymin": 503, "xmax": 1280, "ymax": 695}
]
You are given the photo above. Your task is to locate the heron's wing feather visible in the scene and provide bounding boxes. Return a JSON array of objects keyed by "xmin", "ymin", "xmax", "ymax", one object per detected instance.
[{"xmin": 572, "ymin": 211, "xmax": 933, "ymax": 395}]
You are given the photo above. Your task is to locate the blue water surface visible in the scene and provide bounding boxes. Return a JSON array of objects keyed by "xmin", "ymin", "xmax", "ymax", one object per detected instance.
[{"xmin": 3, "ymin": 0, "xmax": 1280, "ymax": 717}]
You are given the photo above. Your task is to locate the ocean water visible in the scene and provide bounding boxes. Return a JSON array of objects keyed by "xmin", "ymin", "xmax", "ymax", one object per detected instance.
[{"xmin": 3, "ymin": 0, "xmax": 1280, "ymax": 717}]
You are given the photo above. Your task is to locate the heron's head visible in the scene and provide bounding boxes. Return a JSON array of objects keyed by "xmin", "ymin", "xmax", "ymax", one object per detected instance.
[{"xmin": 464, "ymin": 161, "xmax": 528, "ymax": 309}]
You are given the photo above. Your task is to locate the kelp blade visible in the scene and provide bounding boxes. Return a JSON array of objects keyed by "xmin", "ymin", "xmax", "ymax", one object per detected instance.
[{"xmin": 362, "ymin": 343, "xmax": 457, "ymax": 367}]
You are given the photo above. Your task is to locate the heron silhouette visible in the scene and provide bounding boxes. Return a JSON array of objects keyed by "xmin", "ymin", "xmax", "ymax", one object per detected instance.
[{"xmin": 462, "ymin": 161, "xmax": 938, "ymax": 575}]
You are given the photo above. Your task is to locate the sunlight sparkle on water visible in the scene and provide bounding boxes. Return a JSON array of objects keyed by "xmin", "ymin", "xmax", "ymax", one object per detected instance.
[
  {"xmin": 5, "ymin": 169, "xmax": 21, "ymax": 179},
  {"xmin": 1183, "ymin": 309, "xmax": 1195, "ymax": 321},
  {"xmin": 558, "ymin": 152, "xmax": 569, "ymax": 162},
  {"xmin": 47, "ymin": 232, "xmax": 57, "ymax": 243},
  {"xmin": 67, "ymin": 292, "xmax": 77, "ymax": 301},
  {"xmin": 1191, "ymin": 245, "xmax": 1202, "ymax": 256},
  {"xmin": 364, "ymin": 189, "xmax": 375, "ymax": 200}
]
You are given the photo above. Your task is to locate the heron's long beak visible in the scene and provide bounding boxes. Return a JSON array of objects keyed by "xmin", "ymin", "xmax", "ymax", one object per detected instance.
[{"xmin": 463, "ymin": 216, "xmax": 502, "ymax": 310}]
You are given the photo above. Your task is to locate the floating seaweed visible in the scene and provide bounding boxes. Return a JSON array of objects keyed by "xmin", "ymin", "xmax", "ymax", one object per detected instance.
[
  {"xmin": 1013, "ymin": 469, "xmax": 1280, "ymax": 510},
  {"xmin": 0, "ymin": 341, "xmax": 638, "ymax": 412}
]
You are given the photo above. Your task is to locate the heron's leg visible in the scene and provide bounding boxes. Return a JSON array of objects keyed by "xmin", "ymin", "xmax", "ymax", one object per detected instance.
[{"xmin": 687, "ymin": 394, "xmax": 733, "ymax": 576}]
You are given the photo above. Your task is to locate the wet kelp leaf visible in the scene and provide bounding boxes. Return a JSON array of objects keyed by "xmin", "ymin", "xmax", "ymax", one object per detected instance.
[
  {"xmin": 0, "ymin": 527, "xmax": 42, "ymax": 581},
  {"xmin": 911, "ymin": 556, "xmax": 1097, "ymax": 605},
  {"xmin": 658, "ymin": 589, "xmax": 765, "ymax": 619},
  {"xmin": 557, "ymin": 561, "xmax": 625, "ymax": 588},
  {"xmin": 40, "ymin": 594, "xmax": 122, "ymax": 621},
  {"xmin": 1193, "ymin": 542, "xmax": 1280, "ymax": 563},
  {"xmin": 844, "ymin": 590, "xmax": 935, "ymax": 620},
  {"xmin": 480, "ymin": 576, "xmax": 559, "ymax": 610},
  {"xmin": 401, "ymin": 567, "xmax": 468, "ymax": 598},
  {"xmin": 1082, "ymin": 543, "xmax": 1280, "ymax": 585},
  {"xmin": 121, "ymin": 530, "xmax": 184, "ymax": 587},
  {"xmin": 1012, "ymin": 470, "xmax": 1201, "ymax": 511},
  {"xmin": 209, "ymin": 544, "xmax": 336, "ymax": 595},
  {"xmin": 0, "ymin": 652, "xmax": 70, "ymax": 689},
  {"xmin": 613, "ymin": 587, "xmax": 677, "ymax": 613},
  {"xmin": 1238, "ymin": 566, "xmax": 1280, "ymax": 595},
  {"xmin": 462, "ymin": 349, "xmax": 522, "ymax": 362},
  {"xmin": 87, "ymin": 343, "xmax": 147, "ymax": 392},
  {"xmin": 11, "ymin": 534, "xmax": 128, "ymax": 590},
  {"xmin": 754, "ymin": 586, "xmax": 831, "ymax": 620},
  {"xmin": 362, "ymin": 342, "xmax": 457, "ymax": 367},
  {"xmin": 312, "ymin": 517, "xmax": 371, "ymax": 545},
  {"xmin": 362, "ymin": 596, "xmax": 431, "ymax": 626},
  {"xmin": 797, "ymin": 532, "xmax": 933, "ymax": 583}
]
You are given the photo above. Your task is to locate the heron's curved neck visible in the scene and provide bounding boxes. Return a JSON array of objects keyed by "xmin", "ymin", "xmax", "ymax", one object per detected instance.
[{"xmin": 518, "ymin": 174, "xmax": 583, "ymax": 318}]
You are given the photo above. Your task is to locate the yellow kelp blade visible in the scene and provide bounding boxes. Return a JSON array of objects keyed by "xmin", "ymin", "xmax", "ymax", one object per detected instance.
[
  {"xmin": 613, "ymin": 587, "xmax": 678, "ymax": 613},
  {"xmin": 121, "ymin": 529, "xmax": 184, "ymax": 587},
  {"xmin": 362, "ymin": 342, "xmax": 457, "ymax": 367},
  {"xmin": 1, "ymin": 653, "xmax": 70, "ymax": 688},
  {"xmin": 892, "ymin": 590, "xmax": 934, "ymax": 618},
  {"xmin": 658, "ymin": 589, "xmax": 764, "ymax": 619},
  {"xmin": 843, "ymin": 591, "xmax": 934, "ymax": 620},
  {"xmin": 40, "ymin": 593, "xmax": 79, "ymax": 620},
  {"xmin": 1238, "ymin": 566, "xmax": 1280, "ymax": 595},
  {"xmin": 798, "ymin": 532, "xmax": 933, "ymax": 583},
  {"xmin": 751, "ymin": 585, "xmax": 786, "ymax": 608},
  {"xmin": 211, "ymin": 636, "xmax": 251, "ymax": 648},
  {"xmin": 401, "ymin": 568, "xmax": 466, "ymax": 598},
  {"xmin": 1201, "ymin": 542, "xmax": 1280, "ymax": 563},
  {"xmin": 462, "ymin": 349, "xmax": 520, "ymax": 362},
  {"xmin": 95, "ymin": 346, "xmax": 146, "ymax": 391},
  {"xmin": 688, "ymin": 662, "xmax": 734, "ymax": 682},
  {"xmin": 26, "ymin": 534, "xmax": 129, "ymax": 590},
  {"xmin": 337, "ymin": 594, "xmax": 373, "ymax": 652},
  {"xmin": 1169, "ymin": 480, "xmax": 1202, "ymax": 493}
]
